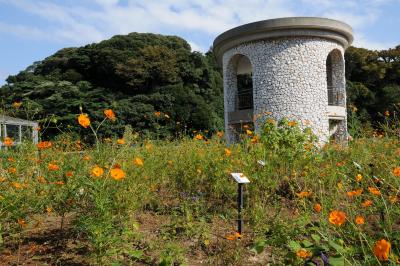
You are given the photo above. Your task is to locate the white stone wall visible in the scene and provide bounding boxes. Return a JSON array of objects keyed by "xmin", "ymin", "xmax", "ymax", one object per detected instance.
[{"xmin": 222, "ymin": 36, "xmax": 346, "ymax": 143}]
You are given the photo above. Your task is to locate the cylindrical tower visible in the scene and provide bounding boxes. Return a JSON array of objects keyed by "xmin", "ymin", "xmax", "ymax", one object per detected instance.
[{"xmin": 213, "ymin": 17, "xmax": 353, "ymax": 143}]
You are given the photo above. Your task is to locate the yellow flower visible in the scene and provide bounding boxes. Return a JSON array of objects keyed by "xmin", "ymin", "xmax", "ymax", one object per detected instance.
[
  {"xmin": 355, "ymin": 215, "xmax": 365, "ymax": 225},
  {"xmin": 37, "ymin": 176, "xmax": 46, "ymax": 183},
  {"xmin": 393, "ymin": 167, "xmax": 400, "ymax": 177},
  {"xmin": 117, "ymin": 138, "xmax": 125, "ymax": 145},
  {"xmin": 356, "ymin": 174, "xmax": 363, "ymax": 182},
  {"xmin": 110, "ymin": 168, "xmax": 125, "ymax": 181},
  {"xmin": 217, "ymin": 131, "xmax": 224, "ymax": 138},
  {"xmin": 133, "ymin": 157, "xmax": 144, "ymax": 167},
  {"xmin": 245, "ymin": 129, "xmax": 253, "ymax": 135},
  {"xmin": 91, "ymin": 166, "xmax": 104, "ymax": 177},
  {"xmin": 167, "ymin": 160, "xmax": 173, "ymax": 166},
  {"xmin": 194, "ymin": 134, "xmax": 204, "ymax": 140},
  {"xmin": 224, "ymin": 148, "xmax": 232, "ymax": 157},
  {"xmin": 46, "ymin": 207, "xmax": 53, "ymax": 214},
  {"xmin": 329, "ymin": 210, "xmax": 346, "ymax": 226},
  {"xmin": 296, "ymin": 249, "xmax": 311, "ymax": 259},
  {"xmin": 3, "ymin": 137, "xmax": 13, "ymax": 147},
  {"xmin": 373, "ymin": 239, "xmax": 391, "ymax": 261},
  {"xmin": 78, "ymin": 113, "xmax": 90, "ymax": 128},
  {"xmin": 12, "ymin": 101, "xmax": 22, "ymax": 108},
  {"xmin": 104, "ymin": 109, "xmax": 116, "ymax": 121},
  {"xmin": 384, "ymin": 110, "xmax": 390, "ymax": 117}
]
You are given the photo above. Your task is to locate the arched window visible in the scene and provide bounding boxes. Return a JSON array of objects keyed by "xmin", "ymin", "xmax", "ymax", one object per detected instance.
[
  {"xmin": 326, "ymin": 50, "xmax": 345, "ymax": 106},
  {"xmin": 225, "ymin": 54, "xmax": 254, "ymax": 142}
]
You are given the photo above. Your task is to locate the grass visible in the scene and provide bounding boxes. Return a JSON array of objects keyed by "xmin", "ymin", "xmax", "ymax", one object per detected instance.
[{"xmin": 0, "ymin": 116, "xmax": 399, "ymax": 265}]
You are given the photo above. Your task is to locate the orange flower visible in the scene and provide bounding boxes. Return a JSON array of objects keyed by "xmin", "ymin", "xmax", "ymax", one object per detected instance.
[
  {"xmin": 389, "ymin": 195, "xmax": 398, "ymax": 204},
  {"xmin": 194, "ymin": 134, "xmax": 204, "ymax": 140},
  {"xmin": 8, "ymin": 167, "xmax": 17, "ymax": 174},
  {"xmin": 7, "ymin": 157, "xmax": 14, "ymax": 163},
  {"xmin": 362, "ymin": 200, "xmax": 373, "ymax": 207},
  {"xmin": 288, "ymin": 120, "xmax": 298, "ymax": 127},
  {"xmin": 117, "ymin": 138, "xmax": 125, "ymax": 145},
  {"xmin": 78, "ymin": 113, "xmax": 90, "ymax": 128},
  {"xmin": 3, "ymin": 137, "xmax": 13, "ymax": 146},
  {"xmin": 133, "ymin": 157, "xmax": 144, "ymax": 167},
  {"xmin": 167, "ymin": 160, "xmax": 173, "ymax": 166},
  {"xmin": 110, "ymin": 168, "xmax": 125, "ymax": 181},
  {"xmin": 373, "ymin": 239, "xmax": 391, "ymax": 261},
  {"xmin": 48, "ymin": 163, "xmax": 59, "ymax": 171},
  {"xmin": 145, "ymin": 143, "xmax": 153, "ymax": 150},
  {"xmin": 313, "ymin": 203, "xmax": 322, "ymax": 213},
  {"xmin": 225, "ymin": 148, "xmax": 232, "ymax": 157},
  {"xmin": 12, "ymin": 182, "xmax": 23, "ymax": 189},
  {"xmin": 356, "ymin": 174, "xmax": 363, "ymax": 182},
  {"xmin": 384, "ymin": 110, "xmax": 390, "ymax": 117},
  {"xmin": 329, "ymin": 210, "xmax": 346, "ymax": 226},
  {"xmin": 83, "ymin": 155, "xmax": 90, "ymax": 161},
  {"xmin": 91, "ymin": 166, "xmax": 104, "ymax": 177},
  {"xmin": 36, "ymin": 141, "xmax": 52, "ymax": 150},
  {"xmin": 226, "ymin": 232, "xmax": 241, "ymax": 241},
  {"xmin": 250, "ymin": 135, "xmax": 259, "ymax": 144},
  {"xmin": 154, "ymin": 111, "xmax": 161, "ymax": 117},
  {"xmin": 296, "ymin": 191, "xmax": 312, "ymax": 198},
  {"xmin": 54, "ymin": 181, "xmax": 64, "ymax": 185},
  {"xmin": 368, "ymin": 187, "xmax": 381, "ymax": 196},
  {"xmin": 296, "ymin": 249, "xmax": 311, "ymax": 259},
  {"xmin": 393, "ymin": 167, "xmax": 400, "ymax": 177},
  {"xmin": 46, "ymin": 207, "xmax": 53, "ymax": 214},
  {"xmin": 37, "ymin": 176, "xmax": 46, "ymax": 183},
  {"xmin": 104, "ymin": 109, "xmax": 116, "ymax": 121},
  {"xmin": 336, "ymin": 161, "xmax": 345, "ymax": 167},
  {"xmin": 18, "ymin": 218, "xmax": 26, "ymax": 228},
  {"xmin": 12, "ymin": 101, "xmax": 22, "ymax": 108},
  {"xmin": 355, "ymin": 215, "xmax": 365, "ymax": 225},
  {"xmin": 65, "ymin": 171, "xmax": 74, "ymax": 177},
  {"xmin": 347, "ymin": 189, "xmax": 363, "ymax": 197},
  {"xmin": 217, "ymin": 131, "xmax": 224, "ymax": 138}
]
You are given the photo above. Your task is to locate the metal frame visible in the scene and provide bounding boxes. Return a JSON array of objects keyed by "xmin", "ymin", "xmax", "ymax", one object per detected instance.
[{"xmin": 0, "ymin": 115, "xmax": 39, "ymax": 149}]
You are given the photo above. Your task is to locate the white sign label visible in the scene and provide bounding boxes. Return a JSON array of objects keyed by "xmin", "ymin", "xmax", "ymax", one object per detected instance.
[
  {"xmin": 257, "ymin": 160, "xmax": 265, "ymax": 166},
  {"xmin": 231, "ymin": 173, "xmax": 250, "ymax": 184}
]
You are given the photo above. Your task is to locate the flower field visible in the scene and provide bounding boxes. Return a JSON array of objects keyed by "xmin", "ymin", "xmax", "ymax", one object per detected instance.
[{"xmin": 0, "ymin": 113, "xmax": 400, "ymax": 265}]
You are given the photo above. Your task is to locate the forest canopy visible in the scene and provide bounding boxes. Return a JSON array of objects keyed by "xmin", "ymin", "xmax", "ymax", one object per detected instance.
[{"xmin": 0, "ymin": 32, "xmax": 399, "ymax": 140}]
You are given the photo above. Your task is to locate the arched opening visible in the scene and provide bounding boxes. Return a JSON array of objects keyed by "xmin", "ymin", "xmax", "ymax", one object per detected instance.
[
  {"xmin": 326, "ymin": 49, "xmax": 345, "ymax": 106},
  {"xmin": 226, "ymin": 54, "xmax": 254, "ymax": 142},
  {"xmin": 326, "ymin": 49, "xmax": 347, "ymax": 141}
]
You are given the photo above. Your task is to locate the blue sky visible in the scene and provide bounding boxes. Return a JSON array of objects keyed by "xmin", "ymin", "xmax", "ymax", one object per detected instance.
[{"xmin": 0, "ymin": 0, "xmax": 399, "ymax": 85}]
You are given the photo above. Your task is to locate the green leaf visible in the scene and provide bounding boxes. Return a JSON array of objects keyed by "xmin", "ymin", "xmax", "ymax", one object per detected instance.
[
  {"xmin": 128, "ymin": 250, "xmax": 143, "ymax": 259},
  {"xmin": 329, "ymin": 255, "xmax": 345, "ymax": 266},
  {"xmin": 302, "ymin": 239, "xmax": 314, "ymax": 248},
  {"xmin": 328, "ymin": 240, "xmax": 345, "ymax": 253},
  {"xmin": 252, "ymin": 240, "xmax": 266, "ymax": 254},
  {"xmin": 311, "ymin": 234, "xmax": 321, "ymax": 243},
  {"xmin": 288, "ymin": 240, "xmax": 302, "ymax": 251}
]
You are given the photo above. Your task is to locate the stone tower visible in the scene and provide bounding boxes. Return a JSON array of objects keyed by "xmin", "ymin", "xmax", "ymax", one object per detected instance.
[{"xmin": 213, "ymin": 17, "xmax": 353, "ymax": 143}]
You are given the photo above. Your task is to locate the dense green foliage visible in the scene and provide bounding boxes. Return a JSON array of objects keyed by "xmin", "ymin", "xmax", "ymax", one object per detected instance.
[
  {"xmin": 0, "ymin": 32, "xmax": 399, "ymax": 139},
  {"xmin": 0, "ymin": 33, "xmax": 223, "ymax": 140},
  {"xmin": 345, "ymin": 45, "xmax": 400, "ymax": 124}
]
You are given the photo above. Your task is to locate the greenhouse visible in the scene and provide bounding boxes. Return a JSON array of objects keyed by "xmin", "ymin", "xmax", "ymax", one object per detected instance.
[{"xmin": 0, "ymin": 115, "xmax": 39, "ymax": 148}]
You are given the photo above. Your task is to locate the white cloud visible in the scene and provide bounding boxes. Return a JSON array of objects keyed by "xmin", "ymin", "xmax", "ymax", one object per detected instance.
[{"xmin": 0, "ymin": 0, "xmax": 397, "ymax": 50}]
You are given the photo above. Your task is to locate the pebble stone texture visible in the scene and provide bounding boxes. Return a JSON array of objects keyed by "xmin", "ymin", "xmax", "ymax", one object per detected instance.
[{"xmin": 215, "ymin": 18, "xmax": 353, "ymax": 144}]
